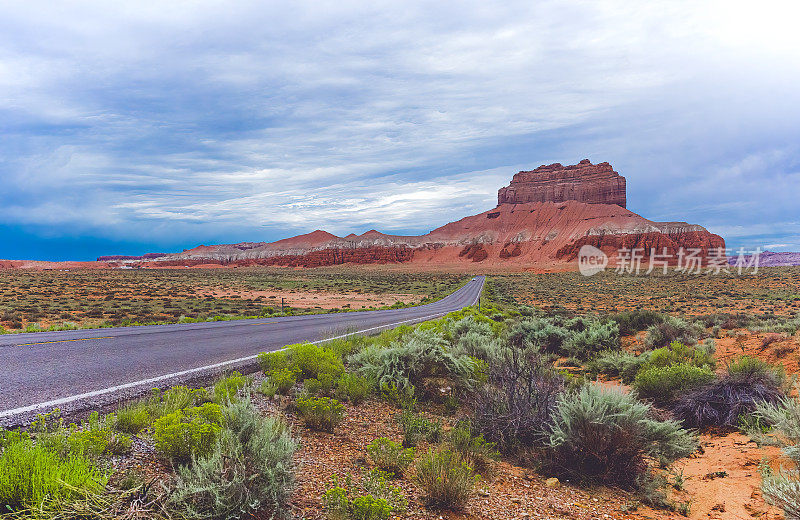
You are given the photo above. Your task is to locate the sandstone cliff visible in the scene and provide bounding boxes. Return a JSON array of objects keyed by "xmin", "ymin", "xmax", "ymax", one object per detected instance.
[
  {"xmin": 497, "ymin": 159, "xmax": 626, "ymax": 207},
  {"xmin": 90, "ymin": 160, "xmax": 722, "ymax": 270}
]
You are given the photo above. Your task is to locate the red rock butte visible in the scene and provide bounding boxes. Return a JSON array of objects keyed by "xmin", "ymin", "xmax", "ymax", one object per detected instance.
[
  {"xmin": 498, "ymin": 159, "xmax": 627, "ymax": 207},
  {"xmin": 1, "ymin": 160, "xmax": 725, "ymax": 271}
]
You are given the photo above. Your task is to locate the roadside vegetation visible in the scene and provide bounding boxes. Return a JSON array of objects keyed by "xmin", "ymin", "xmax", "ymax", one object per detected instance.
[
  {"xmin": 0, "ymin": 268, "xmax": 466, "ymax": 334},
  {"xmin": 3, "ymin": 271, "xmax": 800, "ymax": 518}
]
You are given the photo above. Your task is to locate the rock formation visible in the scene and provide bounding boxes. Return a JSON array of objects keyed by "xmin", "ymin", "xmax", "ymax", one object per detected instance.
[
  {"xmin": 67, "ymin": 160, "xmax": 724, "ymax": 271},
  {"xmin": 497, "ymin": 159, "xmax": 626, "ymax": 207}
]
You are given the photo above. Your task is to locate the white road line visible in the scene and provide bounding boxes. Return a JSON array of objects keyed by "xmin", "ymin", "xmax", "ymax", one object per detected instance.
[{"xmin": 0, "ymin": 279, "xmax": 482, "ymax": 419}]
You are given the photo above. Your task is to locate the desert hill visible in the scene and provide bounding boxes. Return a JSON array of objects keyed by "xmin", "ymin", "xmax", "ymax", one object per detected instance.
[{"xmin": 115, "ymin": 160, "xmax": 724, "ymax": 269}]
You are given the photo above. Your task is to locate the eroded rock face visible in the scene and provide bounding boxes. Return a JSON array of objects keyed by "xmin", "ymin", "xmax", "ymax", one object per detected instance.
[{"xmin": 497, "ymin": 159, "xmax": 627, "ymax": 208}]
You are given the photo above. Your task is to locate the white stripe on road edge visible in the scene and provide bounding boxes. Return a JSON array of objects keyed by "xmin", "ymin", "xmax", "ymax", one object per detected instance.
[{"xmin": 0, "ymin": 278, "xmax": 482, "ymax": 419}]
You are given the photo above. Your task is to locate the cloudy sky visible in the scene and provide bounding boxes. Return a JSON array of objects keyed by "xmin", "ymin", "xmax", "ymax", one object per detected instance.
[{"xmin": 2, "ymin": 0, "xmax": 799, "ymax": 260}]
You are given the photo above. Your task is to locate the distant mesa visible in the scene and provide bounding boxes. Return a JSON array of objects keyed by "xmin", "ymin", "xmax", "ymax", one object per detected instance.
[
  {"xmin": 498, "ymin": 159, "xmax": 627, "ymax": 208},
  {"xmin": 80, "ymin": 159, "xmax": 724, "ymax": 270}
]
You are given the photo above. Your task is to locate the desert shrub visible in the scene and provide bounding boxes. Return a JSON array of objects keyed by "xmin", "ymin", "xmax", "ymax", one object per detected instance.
[
  {"xmin": 351, "ymin": 329, "xmax": 477, "ymax": 395},
  {"xmin": 153, "ymin": 403, "xmax": 224, "ymax": 463},
  {"xmin": 115, "ymin": 402, "xmax": 151, "ymax": 433},
  {"xmin": 396, "ymin": 408, "xmax": 442, "ymax": 447},
  {"xmin": 506, "ymin": 317, "xmax": 568, "ymax": 354},
  {"xmin": 546, "ymin": 384, "xmax": 696, "ymax": 487},
  {"xmin": 672, "ymin": 358, "xmax": 785, "ymax": 429},
  {"xmin": 611, "ymin": 310, "xmax": 665, "ymax": 336},
  {"xmin": 562, "ymin": 319, "xmax": 620, "ymax": 360},
  {"xmin": 258, "ymin": 350, "xmax": 290, "ymax": 374},
  {"xmin": 446, "ymin": 421, "xmax": 498, "ymax": 475},
  {"xmin": 304, "ymin": 373, "xmax": 338, "ymax": 396},
  {"xmin": 761, "ymin": 467, "xmax": 800, "ymax": 520},
  {"xmin": 472, "ymin": 344, "xmax": 564, "ymax": 452},
  {"xmin": 152, "ymin": 386, "xmax": 212, "ymax": 419},
  {"xmin": 379, "ymin": 381, "xmax": 415, "ymax": 407},
  {"xmin": 296, "ymin": 395, "xmax": 344, "ymax": 433},
  {"xmin": 289, "ymin": 343, "xmax": 345, "ymax": 380},
  {"xmin": 270, "ymin": 368, "xmax": 298, "ymax": 395},
  {"xmin": 415, "ymin": 448, "xmax": 477, "ymax": 510},
  {"xmin": 322, "ymin": 470, "xmax": 407, "ymax": 520},
  {"xmin": 0, "ymin": 432, "xmax": 107, "ymax": 513},
  {"xmin": 644, "ymin": 316, "xmax": 703, "ymax": 349},
  {"xmin": 633, "ymin": 364, "xmax": 715, "ymax": 406},
  {"xmin": 586, "ymin": 350, "xmax": 651, "ymax": 384},
  {"xmin": 257, "ymin": 379, "xmax": 278, "ymax": 398},
  {"xmin": 646, "ymin": 341, "xmax": 715, "ymax": 370},
  {"xmin": 336, "ymin": 373, "xmax": 373, "ymax": 405},
  {"xmin": 366, "ymin": 437, "xmax": 415, "ymax": 476},
  {"xmin": 169, "ymin": 397, "xmax": 297, "ymax": 519},
  {"xmin": 213, "ymin": 371, "xmax": 250, "ymax": 403}
]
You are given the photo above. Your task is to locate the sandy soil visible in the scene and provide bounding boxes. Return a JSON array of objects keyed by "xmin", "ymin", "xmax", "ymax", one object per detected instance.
[{"xmin": 196, "ymin": 288, "xmax": 422, "ymax": 309}]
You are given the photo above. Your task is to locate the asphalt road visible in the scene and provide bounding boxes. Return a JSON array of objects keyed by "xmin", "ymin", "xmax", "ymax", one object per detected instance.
[{"xmin": 0, "ymin": 275, "xmax": 484, "ymax": 422}]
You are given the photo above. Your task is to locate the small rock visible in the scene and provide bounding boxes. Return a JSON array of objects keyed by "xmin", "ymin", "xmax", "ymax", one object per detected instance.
[{"xmin": 545, "ymin": 477, "xmax": 560, "ymax": 488}]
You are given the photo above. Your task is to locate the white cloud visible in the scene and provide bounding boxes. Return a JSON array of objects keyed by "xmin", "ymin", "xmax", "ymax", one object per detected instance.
[{"xmin": 0, "ymin": 0, "xmax": 799, "ymax": 253}]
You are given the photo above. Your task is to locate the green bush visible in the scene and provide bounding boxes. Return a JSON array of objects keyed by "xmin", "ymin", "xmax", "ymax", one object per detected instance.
[
  {"xmin": 415, "ymin": 448, "xmax": 477, "ymax": 510},
  {"xmin": 296, "ymin": 396, "xmax": 344, "ymax": 433},
  {"xmin": 506, "ymin": 317, "xmax": 568, "ymax": 353},
  {"xmin": 258, "ymin": 350, "xmax": 289, "ymax": 374},
  {"xmin": 562, "ymin": 319, "xmax": 620, "ymax": 360},
  {"xmin": 633, "ymin": 363, "xmax": 715, "ymax": 405},
  {"xmin": 647, "ymin": 341, "xmax": 715, "ymax": 370},
  {"xmin": 396, "ymin": 408, "xmax": 442, "ymax": 447},
  {"xmin": 38, "ymin": 411, "xmax": 131, "ymax": 459},
  {"xmin": 270, "ymin": 368, "xmax": 298, "ymax": 395},
  {"xmin": 151, "ymin": 386, "xmax": 212, "ymax": 419},
  {"xmin": 644, "ymin": 316, "xmax": 703, "ymax": 349},
  {"xmin": 446, "ymin": 422, "xmax": 498, "ymax": 475},
  {"xmin": 213, "ymin": 371, "xmax": 250, "ymax": 403},
  {"xmin": 366, "ymin": 438, "xmax": 415, "ymax": 476},
  {"xmin": 304, "ymin": 372, "xmax": 338, "ymax": 396},
  {"xmin": 169, "ymin": 397, "xmax": 297, "ymax": 519},
  {"xmin": 351, "ymin": 329, "xmax": 477, "ymax": 396},
  {"xmin": 586, "ymin": 350, "xmax": 651, "ymax": 384},
  {"xmin": 336, "ymin": 373, "xmax": 373, "ymax": 405},
  {"xmin": 728, "ymin": 355, "xmax": 784, "ymax": 384},
  {"xmin": 115, "ymin": 402, "xmax": 151, "ymax": 433},
  {"xmin": 289, "ymin": 343, "xmax": 345, "ymax": 380},
  {"xmin": 0, "ymin": 432, "xmax": 107, "ymax": 513},
  {"xmin": 322, "ymin": 470, "xmax": 407, "ymax": 520},
  {"xmin": 153, "ymin": 403, "xmax": 224, "ymax": 463},
  {"xmin": 546, "ymin": 384, "xmax": 696, "ymax": 487},
  {"xmin": 611, "ymin": 310, "xmax": 665, "ymax": 336}
]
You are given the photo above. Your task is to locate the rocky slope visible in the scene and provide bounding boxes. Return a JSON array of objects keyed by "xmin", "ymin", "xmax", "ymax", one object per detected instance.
[{"xmin": 115, "ymin": 160, "xmax": 723, "ymax": 270}]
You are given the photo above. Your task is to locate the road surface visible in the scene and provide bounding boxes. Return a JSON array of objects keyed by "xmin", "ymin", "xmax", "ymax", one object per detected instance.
[{"xmin": 0, "ymin": 275, "xmax": 484, "ymax": 423}]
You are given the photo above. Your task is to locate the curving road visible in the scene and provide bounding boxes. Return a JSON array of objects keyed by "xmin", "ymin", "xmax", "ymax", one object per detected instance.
[{"xmin": 0, "ymin": 276, "xmax": 484, "ymax": 423}]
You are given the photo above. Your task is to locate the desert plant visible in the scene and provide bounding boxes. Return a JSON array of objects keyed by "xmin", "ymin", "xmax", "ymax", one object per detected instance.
[
  {"xmin": 633, "ymin": 363, "xmax": 715, "ymax": 406},
  {"xmin": 322, "ymin": 470, "xmax": 407, "ymax": 520},
  {"xmin": 153, "ymin": 403, "xmax": 223, "ymax": 463},
  {"xmin": 415, "ymin": 448, "xmax": 477, "ymax": 510},
  {"xmin": 213, "ymin": 371, "xmax": 250, "ymax": 403},
  {"xmin": 366, "ymin": 438, "xmax": 415, "ymax": 476},
  {"xmin": 270, "ymin": 368, "xmax": 298, "ymax": 395},
  {"xmin": 586, "ymin": 349, "xmax": 651, "ymax": 384},
  {"xmin": 258, "ymin": 350, "xmax": 290, "ymax": 374},
  {"xmin": 472, "ymin": 344, "xmax": 564, "ymax": 452},
  {"xmin": 396, "ymin": 408, "xmax": 442, "ymax": 447},
  {"xmin": 296, "ymin": 395, "xmax": 344, "ymax": 433},
  {"xmin": 115, "ymin": 402, "xmax": 151, "ymax": 433},
  {"xmin": 351, "ymin": 329, "xmax": 477, "ymax": 396},
  {"xmin": 611, "ymin": 310, "xmax": 665, "ymax": 336},
  {"xmin": 0, "ymin": 432, "xmax": 107, "ymax": 513},
  {"xmin": 169, "ymin": 397, "xmax": 297, "ymax": 519},
  {"xmin": 562, "ymin": 319, "xmax": 620, "ymax": 360},
  {"xmin": 644, "ymin": 316, "xmax": 703, "ymax": 349},
  {"xmin": 289, "ymin": 343, "xmax": 345, "ymax": 380},
  {"xmin": 446, "ymin": 421, "xmax": 498, "ymax": 474},
  {"xmin": 673, "ymin": 357, "xmax": 785, "ymax": 429},
  {"xmin": 546, "ymin": 384, "xmax": 696, "ymax": 487},
  {"xmin": 335, "ymin": 373, "xmax": 373, "ymax": 405},
  {"xmin": 646, "ymin": 341, "xmax": 715, "ymax": 370},
  {"xmin": 506, "ymin": 317, "xmax": 569, "ymax": 354}
]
